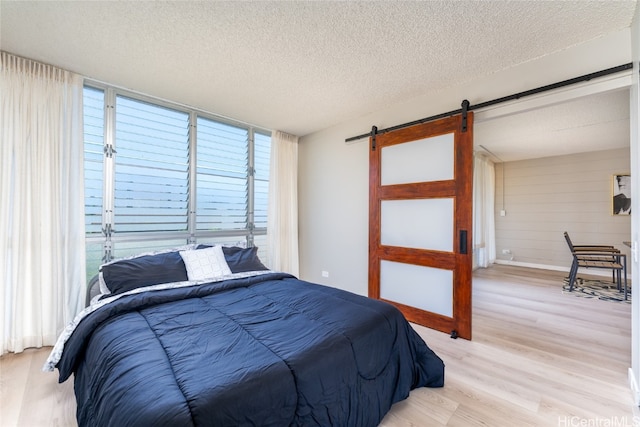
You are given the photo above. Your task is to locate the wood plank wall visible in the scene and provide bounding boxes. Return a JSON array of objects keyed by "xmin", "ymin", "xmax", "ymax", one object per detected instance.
[{"xmin": 494, "ymin": 148, "xmax": 631, "ymax": 273}]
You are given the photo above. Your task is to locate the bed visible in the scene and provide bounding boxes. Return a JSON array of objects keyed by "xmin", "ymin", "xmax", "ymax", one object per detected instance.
[{"xmin": 45, "ymin": 245, "xmax": 445, "ymax": 427}]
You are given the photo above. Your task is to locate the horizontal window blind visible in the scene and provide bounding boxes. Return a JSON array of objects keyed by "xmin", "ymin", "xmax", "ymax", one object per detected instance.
[
  {"xmin": 83, "ymin": 87, "xmax": 105, "ymax": 236},
  {"xmin": 83, "ymin": 85, "xmax": 270, "ymax": 272},
  {"xmin": 196, "ymin": 117, "xmax": 249, "ymax": 231},
  {"xmin": 254, "ymin": 131, "xmax": 271, "ymax": 229},
  {"xmin": 114, "ymin": 96, "xmax": 190, "ymax": 233}
]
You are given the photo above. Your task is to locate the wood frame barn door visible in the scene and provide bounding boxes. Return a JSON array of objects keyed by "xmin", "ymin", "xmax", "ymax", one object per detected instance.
[{"xmin": 369, "ymin": 113, "xmax": 473, "ymax": 339}]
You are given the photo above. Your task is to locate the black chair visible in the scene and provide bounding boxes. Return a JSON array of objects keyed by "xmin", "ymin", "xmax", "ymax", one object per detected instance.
[
  {"xmin": 564, "ymin": 231, "xmax": 620, "ymax": 282},
  {"xmin": 563, "ymin": 231, "xmax": 619, "ymax": 254},
  {"xmin": 564, "ymin": 232, "xmax": 628, "ymax": 300}
]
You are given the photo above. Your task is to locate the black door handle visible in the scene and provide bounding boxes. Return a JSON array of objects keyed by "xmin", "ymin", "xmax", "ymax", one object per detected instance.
[{"xmin": 459, "ymin": 230, "xmax": 467, "ymax": 254}]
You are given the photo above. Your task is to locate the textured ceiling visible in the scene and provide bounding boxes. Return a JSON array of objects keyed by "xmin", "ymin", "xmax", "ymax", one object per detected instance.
[
  {"xmin": 475, "ymin": 89, "xmax": 630, "ymax": 162},
  {"xmin": 0, "ymin": 1, "xmax": 637, "ymax": 160}
]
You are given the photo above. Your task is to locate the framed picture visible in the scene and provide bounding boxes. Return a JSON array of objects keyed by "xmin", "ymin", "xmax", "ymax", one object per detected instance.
[{"xmin": 612, "ymin": 174, "xmax": 631, "ymax": 215}]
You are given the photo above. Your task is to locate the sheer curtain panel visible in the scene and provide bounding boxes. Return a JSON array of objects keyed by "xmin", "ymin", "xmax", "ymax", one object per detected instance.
[
  {"xmin": 267, "ymin": 131, "xmax": 299, "ymax": 276},
  {"xmin": 0, "ymin": 52, "xmax": 86, "ymax": 355},
  {"xmin": 473, "ymin": 154, "xmax": 496, "ymax": 269}
]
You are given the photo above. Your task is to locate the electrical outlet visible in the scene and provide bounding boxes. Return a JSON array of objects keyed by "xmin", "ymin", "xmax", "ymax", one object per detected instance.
[
  {"xmin": 502, "ymin": 249, "xmax": 511, "ymax": 254},
  {"xmin": 321, "ymin": 271, "xmax": 329, "ymax": 278}
]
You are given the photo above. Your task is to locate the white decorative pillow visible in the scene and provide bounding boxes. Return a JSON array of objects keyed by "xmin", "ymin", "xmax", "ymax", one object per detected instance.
[{"xmin": 179, "ymin": 245, "xmax": 232, "ymax": 281}]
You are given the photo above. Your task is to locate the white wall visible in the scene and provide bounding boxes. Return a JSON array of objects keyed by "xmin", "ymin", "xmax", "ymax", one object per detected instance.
[
  {"xmin": 494, "ymin": 148, "xmax": 631, "ymax": 273},
  {"xmin": 298, "ymin": 29, "xmax": 632, "ymax": 298}
]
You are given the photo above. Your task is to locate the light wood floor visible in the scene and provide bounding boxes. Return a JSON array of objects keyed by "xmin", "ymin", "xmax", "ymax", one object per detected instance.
[
  {"xmin": 382, "ymin": 265, "xmax": 637, "ymax": 426},
  {"xmin": 0, "ymin": 264, "xmax": 636, "ymax": 426}
]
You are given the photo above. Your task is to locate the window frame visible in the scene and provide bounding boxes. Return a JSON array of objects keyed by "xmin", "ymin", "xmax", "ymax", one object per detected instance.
[{"xmin": 84, "ymin": 81, "xmax": 271, "ymax": 269}]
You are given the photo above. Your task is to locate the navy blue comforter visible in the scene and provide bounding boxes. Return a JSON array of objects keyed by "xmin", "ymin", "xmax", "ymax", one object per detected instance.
[{"xmin": 57, "ymin": 273, "xmax": 444, "ymax": 427}]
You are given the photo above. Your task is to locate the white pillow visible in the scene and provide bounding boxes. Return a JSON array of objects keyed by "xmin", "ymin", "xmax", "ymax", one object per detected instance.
[{"xmin": 179, "ymin": 245, "xmax": 232, "ymax": 281}]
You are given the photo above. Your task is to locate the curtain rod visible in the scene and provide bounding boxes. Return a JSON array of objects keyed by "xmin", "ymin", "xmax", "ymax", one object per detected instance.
[{"xmin": 345, "ymin": 62, "xmax": 633, "ymax": 143}]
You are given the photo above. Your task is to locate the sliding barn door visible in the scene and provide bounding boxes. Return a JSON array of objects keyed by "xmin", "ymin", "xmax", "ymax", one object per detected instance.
[{"xmin": 369, "ymin": 113, "xmax": 473, "ymax": 339}]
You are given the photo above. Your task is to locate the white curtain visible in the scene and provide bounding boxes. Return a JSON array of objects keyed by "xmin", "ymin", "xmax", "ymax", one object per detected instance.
[
  {"xmin": 267, "ymin": 130, "xmax": 299, "ymax": 276},
  {"xmin": 0, "ymin": 52, "xmax": 86, "ymax": 355},
  {"xmin": 473, "ymin": 154, "xmax": 496, "ymax": 269}
]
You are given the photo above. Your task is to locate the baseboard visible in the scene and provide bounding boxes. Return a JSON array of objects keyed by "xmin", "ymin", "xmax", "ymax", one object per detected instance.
[
  {"xmin": 629, "ymin": 368, "xmax": 640, "ymax": 406},
  {"xmin": 493, "ymin": 259, "xmax": 633, "ymax": 281},
  {"xmin": 494, "ymin": 259, "xmax": 568, "ymax": 272}
]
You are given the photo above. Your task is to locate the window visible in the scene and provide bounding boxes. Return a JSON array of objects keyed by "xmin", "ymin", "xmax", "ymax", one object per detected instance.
[
  {"xmin": 254, "ymin": 131, "xmax": 271, "ymax": 230},
  {"xmin": 83, "ymin": 85, "xmax": 270, "ymax": 279},
  {"xmin": 83, "ymin": 87, "xmax": 107, "ymax": 277},
  {"xmin": 83, "ymin": 86, "xmax": 104, "ymax": 237},
  {"xmin": 114, "ymin": 96, "xmax": 190, "ymax": 233},
  {"xmin": 196, "ymin": 117, "xmax": 249, "ymax": 232}
]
